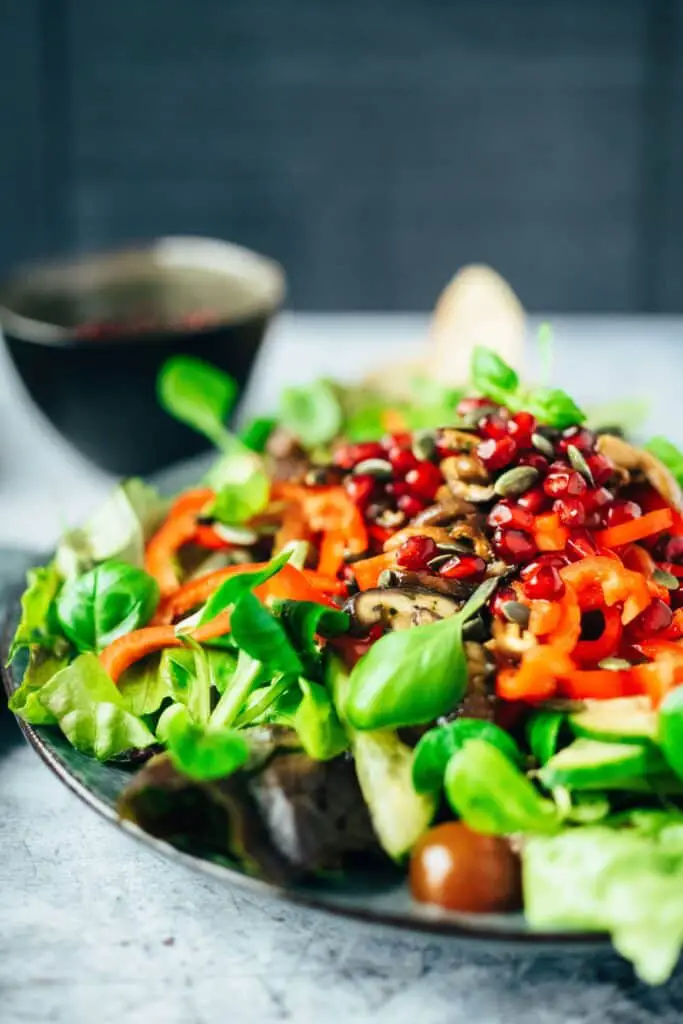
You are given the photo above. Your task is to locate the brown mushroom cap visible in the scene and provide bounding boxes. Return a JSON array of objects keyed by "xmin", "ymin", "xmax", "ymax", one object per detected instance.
[{"xmin": 345, "ymin": 587, "xmax": 462, "ymax": 633}]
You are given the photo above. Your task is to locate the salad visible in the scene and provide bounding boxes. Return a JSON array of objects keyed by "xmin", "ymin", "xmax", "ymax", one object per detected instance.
[{"xmin": 8, "ymin": 343, "xmax": 683, "ymax": 985}]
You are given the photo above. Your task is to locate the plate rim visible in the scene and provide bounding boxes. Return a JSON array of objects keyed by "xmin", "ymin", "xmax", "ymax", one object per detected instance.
[{"xmin": 1, "ymin": 579, "xmax": 609, "ymax": 951}]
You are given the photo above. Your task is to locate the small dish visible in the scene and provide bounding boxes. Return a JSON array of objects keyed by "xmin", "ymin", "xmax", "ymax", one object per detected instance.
[{"xmin": 0, "ymin": 237, "xmax": 286, "ymax": 475}]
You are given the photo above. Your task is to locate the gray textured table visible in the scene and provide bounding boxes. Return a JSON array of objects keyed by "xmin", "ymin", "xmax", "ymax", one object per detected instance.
[{"xmin": 2, "ymin": 314, "xmax": 683, "ymax": 1023}]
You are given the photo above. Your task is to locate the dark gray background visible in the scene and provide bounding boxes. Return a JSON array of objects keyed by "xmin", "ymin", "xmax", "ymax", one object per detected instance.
[{"xmin": 1, "ymin": 0, "xmax": 682, "ymax": 311}]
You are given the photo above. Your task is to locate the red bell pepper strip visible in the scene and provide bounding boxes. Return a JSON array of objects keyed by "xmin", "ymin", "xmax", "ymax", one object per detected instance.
[
  {"xmin": 631, "ymin": 641, "xmax": 683, "ymax": 706},
  {"xmin": 99, "ymin": 610, "xmax": 233, "ymax": 683},
  {"xmin": 496, "ymin": 644, "xmax": 575, "ymax": 702},
  {"xmin": 560, "ymin": 555, "xmax": 652, "ymax": 625},
  {"xmin": 595, "ymin": 508, "xmax": 674, "ymax": 549},
  {"xmin": 352, "ymin": 552, "xmax": 396, "ymax": 591},
  {"xmin": 318, "ymin": 530, "xmax": 347, "ymax": 578},
  {"xmin": 557, "ymin": 669, "xmax": 627, "ymax": 700}
]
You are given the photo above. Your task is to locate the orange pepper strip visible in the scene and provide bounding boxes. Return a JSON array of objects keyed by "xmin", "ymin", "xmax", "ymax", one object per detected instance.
[
  {"xmin": 594, "ymin": 507, "xmax": 674, "ymax": 549},
  {"xmin": 352, "ymin": 552, "xmax": 396, "ymax": 591},
  {"xmin": 527, "ymin": 598, "xmax": 563, "ymax": 637},
  {"xmin": 318, "ymin": 530, "xmax": 347, "ymax": 577},
  {"xmin": 621, "ymin": 544, "xmax": 671, "ymax": 604},
  {"xmin": 526, "ymin": 586, "xmax": 582, "ymax": 652},
  {"xmin": 145, "ymin": 512, "xmax": 200, "ymax": 597},
  {"xmin": 170, "ymin": 488, "xmax": 216, "ymax": 517},
  {"xmin": 496, "ymin": 645, "xmax": 575, "ymax": 702},
  {"xmin": 271, "ymin": 483, "xmax": 368, "ymax": 557},
  {"xmin": 533, "ymin": 513, "xmax": 569, "ymax": 552},
  {"xmin": 560, "ymin": 556, "xmax": 652, "ymax": 625},
  {"xmin": 630, "ymin": 641, "xmax": 683, "ymax": 706},
  {"xmin": 99, "ymin": 610, "xmax": 233, "ymax": 683},
  {"xmin": 154, "ymin": 561, "xmax": 340, "ymax": 624},
  {"xmin": 557, "ymin": 669, "xmax": 626, "ymax": 700}
]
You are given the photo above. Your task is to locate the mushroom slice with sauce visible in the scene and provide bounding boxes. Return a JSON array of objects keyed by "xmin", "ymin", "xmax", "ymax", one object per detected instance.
[
  {"xmin": 596, "ymin": 434, "xmax": 682, "ymax": 508},
  {"xmin": 346, "ymin": 587, "xmax": 461, "ymax": 633}
]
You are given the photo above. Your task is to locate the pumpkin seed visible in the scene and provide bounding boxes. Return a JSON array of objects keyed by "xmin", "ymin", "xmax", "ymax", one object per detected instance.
[
  {"xmin": 597, "ymin": 657, "xmax": 632, "ymax": 671},
  {"xmin": 460, "ymin": 404, "xmax": 497, "ymax": 428},
  {"xmin": 377, "ymin": 569, "xmax": 399, "ymax": 587},
  {"xmin": 494, "ymin": 465, "xmax": 540, "ymax": 498},
  {"xmin": 653, "ymin": 568, "xmax": 679, "ymax": 590},
  {"xmin": 501, "ymin": 600, "xmax": 531, "ymax": 627},
  {"xmin": 411, "ymin": 430, "xmax": 437, "ymax": 462},
  {"xmin": 567, "ymin": 444, "xmax": 595, "ymax": 485},
  {"xmin": 427, "ymin": 553, "xmax": 453, "ymax": 570},
  {"xmin": 352, "ymin": 458, "xmax": 393, "ymax": 479},
  {"xmin": 531, "ymin": 432, "xmax": 555, "ymax": 458},
  {"xmin": 437, "ymin": 540, "xmax": 474, "ymax": 554}
]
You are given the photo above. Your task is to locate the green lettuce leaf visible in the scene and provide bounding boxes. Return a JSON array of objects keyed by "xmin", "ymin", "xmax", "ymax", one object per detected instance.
[
  {"xmin": 8, "ymin": 648, "xmax": 69, "ymax": 725},
  {"xmin": 204, "ymin": 451, "xmax": 270, "ymax": 524},
  {"xmin": 38, "ymin": 653, "xmax": 156, "ymax": 759},
  {"xmin": 278, "ymin": 379, "xmax": 343, "ymax": 448},
  {"xmin": 55, "ymin": 479, "xmax": 168, "ymax": 579},
  {"xmin": 524, "ymin": 818, "xmax": 683, "ymax": 984},
  {"xmin": 8, "ymin": 563, "xmax": 65, "ymax": 661}
]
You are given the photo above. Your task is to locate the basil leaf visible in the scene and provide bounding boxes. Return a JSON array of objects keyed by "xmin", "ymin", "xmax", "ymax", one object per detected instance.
[
  {"xmin": 8, "ymin": 564, "xmax": 65, "ymax": 662},
  {"xmin": 471, "ymin": 345, "xmax": 520, "ymax": 404},
  {"xmin": 204, "ymin": 452, "xmax": 270, "ymax": 524},
  {"xmin": 56, "ymin": 559, "xmax": 159, "ymax": 653},
  {"xmin": 279, "ymin": 379, "xmax": 343, "ymax": 448},
  {"xmin": 230, "ymin": 593, "xmax": 303, "ymax": 675},
  {"xmin": 166, "ymin": 705, "xmax": 250, "ymax": 781},
  {"xmin": 38, "ymin": 653, "xmax": 156, "ymax": 759},
  {"xmin": 345, "ymin": 577, "xmax": 498, "ymax": 730},
  {"xmin": 444, "ymin": 738, "xmax": 561, "ymax": 835},
  {"xmin": 524, "ymin": 386, "xmax": 586, "ymax": 429},
  {"xmin": 157, "ymin": 355, "xmax": 238, "ymax": 450},
  {"xmin": 56, "ymin": 479, "xmax": 168, "ymax": 579},
  {"xmin": 199, "ymin": 549, "xmax": 292, "ymax": 623},
  {"xmin": 412, "ymin": 718, "xmax": 523, "ymax": 794},
  {"xmin": 239, "ymin": 416, "xmax": 277, "ymax": 453},
  {"xmin": 645, "ymin": 437, "xmax": 683, "ymax": 487},
  {"xmin": 8, "ymin": 647, "xmax": 68, "ymax": 725},
  {"xmin": 527, "ymin": 710, "xmax": 566, "ymax": 765}
]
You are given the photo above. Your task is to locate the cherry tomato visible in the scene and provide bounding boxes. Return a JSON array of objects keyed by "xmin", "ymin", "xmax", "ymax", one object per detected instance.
[{"xmin": 409, "ymin": 822, "xmax": 522, "ymax": 913}]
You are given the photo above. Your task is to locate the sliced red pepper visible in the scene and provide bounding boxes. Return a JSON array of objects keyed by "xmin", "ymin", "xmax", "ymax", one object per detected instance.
[
  {"xmin": 630, "ymin": 641, "xmax": 683, "ymax": 706},
  {"xmin": 595, "ymin": 508, "xmax": 674, "ymax": 549},
  {"xmin": 352, "ymin": 552, "xmax": 396, "ymax": 591},
  {"xmin": 572, "ymin": 588, "xmax": 623, "ymax": 665},
  {"xmin": 99, "ymin": 610, "xmax": 233, "ymax": 683},
  {"xmin": 496, "ymin": 644, "xmax": 575, "ymax": 702},
  {"xmin": 145, "ymin": 511, "xmax": 200, "ymax": 596},
  {"xmin": 560, "ymin": 555, "xmax": 652, "ymax": 625},
  {"xmin": 526, "ymin": 585, "xmax": 581, "ymax": 652},
  {"xmin": 318, "ymin": 530, "xmax": 347, "ymax": 578},
  {"xmin": 557, "ymin": 669, "xmax": 627, "ymax": 700},
  {"xmin": 533, "ymin": 513, "xmax": 569, "ymax": 552},
  {"xmin": 622, "ymin": 544, "xmax": 672, "ymax": 604}
]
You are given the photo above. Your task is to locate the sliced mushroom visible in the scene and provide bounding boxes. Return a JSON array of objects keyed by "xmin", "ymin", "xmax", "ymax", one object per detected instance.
[
  {"xmin": 437, "ymin": 427, "xmax": 480, "ymax": 452},
  {"xmin": 596, "ymin": 434, "xmax": 682, "ymax": 507},
  {"xmin": 390, "ymin": 569, "xmax": 474, "ymax": 599},
  {"xmin": 486, "ymin": 618, "xmax": 536, "ymax": 660},
  {"xmin": 446, "ymin": 478, "xmax": 496, "ymax": 504},
  {"xmin": 346, "ymin": 587, "xmax": 462, "ymax": 633},
  {"xmin": 448, "ymin": 519, "xmax": 493, "ymax": 560},
  {"xmin": 440, "ymin": 453, "xmax": 490, "ymax": 485},
  {"xmin": 413, "ymin": 495, "xmax": 477, "ymax": 526}
]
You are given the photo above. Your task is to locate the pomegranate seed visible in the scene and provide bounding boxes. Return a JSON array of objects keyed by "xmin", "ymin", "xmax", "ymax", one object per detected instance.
[
  {"xmin": 629, "ymin": 598, "xmax": 673, "ymax": 637},
  {"xmin": 556, "ymin": 426, "xmax": 595, "ymax": 454},
  {"xmin": 487, "ymin": 500, "xmax": 535, "ymax": 532},
  {"xmin": 398, "ymin": 494, "xmax": 426, "ymax": 519},
  {"xmin": 345, "ymin": 474, "xmax": 376, "ymax": 507},
  {"xmin": 440, "ymin": 554, "xmax": 486, "ymax": 580},
  {"xmin": 491, "ymin": 586, "xmax": 517, "ymax": 619},
  {"xmin": 493, "ymin": 528, "xmax": 537, "ymax": 563},
  {"xmin": 603, "ymin": 500, "xmax": 642, "ymax": 529},
  {"xmin": 665, "ymin": 537, "xmax": 683, "ymax": 563},
  {"xmin": 457, "ymin": 396, "xmax": 496, "ymax": 417},
  {"xmin": 517, "ymin": 452, "xmax": 549, "ymax": 474},
  {"xmin": 554, "ymin": 497, "xmax": 586, "ymax": 527},
  {"xmin": 386, "ymin": 479, "xmax": 409, "ymax": 499},
  {"xmin": 396, "ymin": 535, "xmax": 439, "ymax": 570},
  {"xmin": 507, "ymin": 411, "xmax": 536, "ymax": 447},
  {"xmin": 478, "ymin": 414, "xmax": 510, "ymax": 440},
  {"xmin": 333, "ymin": 441, "xmax": 384, "ymax": 469},
  {"xmin": 388, "ymin": 445, "xmax": 418, "ymax": 475},
  {"xmin": 405, "ymin": 462, "xmax": 443, "ymax": 501},
  {"xmin": 566, "ymin": 528, "xmax": 598, "ymax": 561},
  {"xmin": 520, "ymin": 561, "xmax": 566, "ymax": 601},
  {"xmin": 671, "ymin": 583, "xmax": 683, "ymax": 611},
  {"xmin": 543, "ymin": 469, "xmax": 587, "ymax": 499},
  {"xmin": 587, "ymin": 453, "xmax": 614, "ymax": 485},
  {"xmin": 583, "ymin": 487, "xmax": 613, "ymax": 513},
  {"xmin": 477, "ymin": 436, "xmax": 518, "ymax": 471},
  {"xmin": 517, "ymin": 486, "xmax": 549, "ymax": 515}
]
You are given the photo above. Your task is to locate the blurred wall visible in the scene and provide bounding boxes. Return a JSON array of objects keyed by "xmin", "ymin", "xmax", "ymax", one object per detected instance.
[{"xmin": 1, "ymin": 0, "xmax": 682, "ymax": 311}]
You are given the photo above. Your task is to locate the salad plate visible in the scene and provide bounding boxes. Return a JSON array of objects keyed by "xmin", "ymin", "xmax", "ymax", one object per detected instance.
[{"xmin": 6, "ymin": 267, "xmax": 683, "ymax": 984}]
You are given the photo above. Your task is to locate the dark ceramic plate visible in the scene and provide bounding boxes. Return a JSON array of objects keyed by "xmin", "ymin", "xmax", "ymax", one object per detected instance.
[{"xmin": 0, "ymin": 462, "xmax": 607, "ymax": 951}]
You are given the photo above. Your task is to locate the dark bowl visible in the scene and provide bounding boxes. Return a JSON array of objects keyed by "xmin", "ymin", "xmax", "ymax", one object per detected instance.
[{"xmin": 0, "ymin": 237, "xmax": 286, "ymax": 475}]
